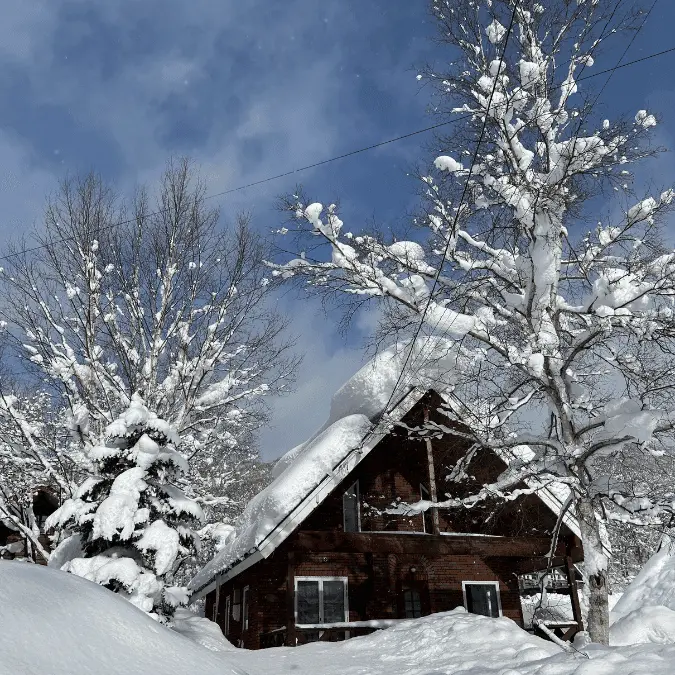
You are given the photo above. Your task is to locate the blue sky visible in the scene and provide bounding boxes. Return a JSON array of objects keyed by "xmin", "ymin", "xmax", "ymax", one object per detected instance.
[{"xmin": 1, "ymin": 0, "xmax": 675, "ymax": 460}]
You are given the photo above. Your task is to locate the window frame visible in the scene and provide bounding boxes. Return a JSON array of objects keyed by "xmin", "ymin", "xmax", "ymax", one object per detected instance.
[
  {"xmin": 242, "ymin": 586, "xmax": 249, "ymax": 631},
  {"xmin": 401, "ymin": 587, "xmax": 423, "ymax": 619},
  {"xmin": 224, "ymin": 595, "xmax": 231, "ymax": 635},
  {"xmin": 294, "ymin": 576, "xmax": 349, "ymax": 626},
  {"xmin": 342, "ymin": 481, "xmax": 361, "ymax": 533},
  {"xmin": 462, "ymin": 580, "xmax": 502, "ymax": 618}
]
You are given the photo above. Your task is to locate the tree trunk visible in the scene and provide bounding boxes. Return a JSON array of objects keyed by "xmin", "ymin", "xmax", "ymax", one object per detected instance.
[{"xmin": 577, "ymin": 497, "xmax": 609, "ymax": 645}]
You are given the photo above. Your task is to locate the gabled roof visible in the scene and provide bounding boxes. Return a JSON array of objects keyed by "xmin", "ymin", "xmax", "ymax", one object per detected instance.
[
  {"xmin": 189, "ymin": 387, "xmax": 426, "ymax": 598},
  {"xmin": 189, "ymin": 382, "xmax": 581, "ymax": 599}
]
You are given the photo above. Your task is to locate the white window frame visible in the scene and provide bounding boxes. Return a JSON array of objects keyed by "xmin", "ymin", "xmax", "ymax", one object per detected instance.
[
  {"xmin": 294, "ymin": 576, "xmax": 349, "ymax": 625},
  {"xmin": 242, "ymin": 586, "xmax": 249, "ymax": 631},
  {"xmin": 342, "ymin": 481, "xmax": 361, "ymax": 532},
  {"xmin": 462, "ymin": 580, "xmax": 502, "ymax": 618},
  {"xmin": 224, "ymin": 595, "xmax": 231, "ymax": 635}
]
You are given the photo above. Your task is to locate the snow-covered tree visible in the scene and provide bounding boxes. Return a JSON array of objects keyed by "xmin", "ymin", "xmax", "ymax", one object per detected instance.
[
  {"xmin": 0, "ymin": 158, "xmax": 296, "ymax": 530},
  {"xmin": 0, "ymin": 379, "xmax": 83, "ymax": 561},
  {"xmin": 47, "ymin": 395, "xmax": 203, "ymax": 619},
  {"xmin": 272, "ymin": 0, "xmax": 673, "ymax": 644}
]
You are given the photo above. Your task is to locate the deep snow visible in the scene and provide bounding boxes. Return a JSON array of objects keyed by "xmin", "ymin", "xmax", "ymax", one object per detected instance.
[
  {"xmin": 0, "ymin": 562, "xmax": 244, "ymax": 675},
  {"xmin": 7, "ymin": 562, "xmax": 675, "ymax": 675}
]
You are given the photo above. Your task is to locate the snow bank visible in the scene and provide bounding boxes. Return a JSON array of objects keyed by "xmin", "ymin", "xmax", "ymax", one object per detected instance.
[
  {"xmin": 611, "ymin": 545, "xmax": 675, "ymax": 623},
  {"xmin": 228, "ymin": 608, "xmax": 675, "ymax": 675},
  {"xmin": 172, "ymin": 608, "xmax": 235, "ymax": 652},
  {"xmin": 7, "ymin": 564, "xmax": 675, "ymax": 675},
  {"xmin": 611, "ymin": 606, "xmax": 675, "ymax": 646},
  {"xmin": 0, "ymin": 562, "xmax": 244, "ymax": 675},
  {"xmin": 608, "ymin": 544, "xmax": 675, "ymax": 646}
]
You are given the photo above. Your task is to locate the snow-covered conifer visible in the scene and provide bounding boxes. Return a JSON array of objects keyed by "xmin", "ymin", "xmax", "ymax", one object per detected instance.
[
  {"xmin": 47, "ymin": 395, "xmax": 203, "ymax": 620},
  {"xmin": 272, "ymin": 0, "xmax": 673, "ymax": 644}
]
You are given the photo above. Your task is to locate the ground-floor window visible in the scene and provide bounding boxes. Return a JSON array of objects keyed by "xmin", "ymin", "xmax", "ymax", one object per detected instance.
[
  {"xmin": 295, "ymin": 577, "xmax": 349, "ymax": 627},
  {"xmin": 462, "ymin": 581, "xmax": 502, "ymax": 618},
  {"xmin": 402, "ymin": 588, "xmax": 423, "ymax": 618}
]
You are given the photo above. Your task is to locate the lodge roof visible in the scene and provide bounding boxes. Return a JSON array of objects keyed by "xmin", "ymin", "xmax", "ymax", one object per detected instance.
[{"xmin": 189, "ymin": 380, "xmax": 580, "ymax": 599}]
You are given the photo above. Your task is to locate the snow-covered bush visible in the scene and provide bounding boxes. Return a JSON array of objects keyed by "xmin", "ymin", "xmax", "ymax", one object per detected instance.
[{"xmin": 47, "ymin": 396, "xmax": 203, "ymax": 619}]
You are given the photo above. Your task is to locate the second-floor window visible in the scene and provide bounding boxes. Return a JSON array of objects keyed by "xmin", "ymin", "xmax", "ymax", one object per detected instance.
[
  {"xmin": 343, "ymin": 481, "xmax": 360, "ymax": 532},
  {"xmin": 242, "ymin": 586, "xmax": 249, "ymax": 631}
]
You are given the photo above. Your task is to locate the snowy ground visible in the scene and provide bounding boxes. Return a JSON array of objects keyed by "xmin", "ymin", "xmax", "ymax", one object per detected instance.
[
  {"xmin": 5, "ymin": 561, "xmax": 675, "ymax": 675},
  {"xmin": 0, "ymin": 562, "xmax": 244, "ymax": 675}
]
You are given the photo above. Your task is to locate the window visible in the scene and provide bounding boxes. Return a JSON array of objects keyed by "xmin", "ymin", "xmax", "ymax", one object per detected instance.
[
  {"xmin": 242, "ymin": 586, "xmax": 249, "ymax": 631},
  {"xmin": 224, "ymin": 596, "xmax": 231, "ymax": 635},
  {"xmin": 343, "ymin": 481, "xmax": 360, "ymax": 532},
  {"xmin": 295, "ymin": 577, "xmax": 348, "ymax": 625},
  {"xmin": 420, "ymin": 484, "xmax": 434, "ymax": 534},
  {"xmin": 463, "ymin": 582, "xmax": 501, "ymax": 618},
  {"xmin": 402, "ymin": 588, "xmax": 422, "ymax": 618},
  {"xmin": 232, "ymin": 588, "xmax": 241, "ymax": 622}
]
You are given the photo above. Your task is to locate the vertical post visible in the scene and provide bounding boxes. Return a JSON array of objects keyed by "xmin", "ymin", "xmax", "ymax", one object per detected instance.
[
  {"xmin": 423, "ymin": 408, "xmax": 440, "ymax": 534},
  {"xmin": 565, "ymin": 555, "xmax": 584, "ymax": 632},
  {"xmin": 214, "ymin": 574, "xmax": 221, "ymax": 624},
  {"xmin": 286, "ymin": 551, "xmax": 296, "ymax": 646}
]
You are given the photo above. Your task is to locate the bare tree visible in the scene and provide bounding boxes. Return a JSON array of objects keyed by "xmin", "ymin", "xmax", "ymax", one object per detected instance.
[
  {"xmin": 270, "ymin": 0, "xmax": 673, "ymax": 644},
  {"xmin": 1, "ymin": 157, "xmax": 296, "ymax": 526}
]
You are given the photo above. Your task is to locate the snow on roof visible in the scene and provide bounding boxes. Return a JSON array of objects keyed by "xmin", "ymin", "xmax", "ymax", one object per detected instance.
[
  {"xmin": 189, "ymin": 414, "xmax": 373, "ymax": 594},
  {"xmin": 189, "ymin": 337, "xmax": 580, "ymax": 597},
  {"xmin": 190, "ymin": 338, "xmax": 470, "ymax": 596}
]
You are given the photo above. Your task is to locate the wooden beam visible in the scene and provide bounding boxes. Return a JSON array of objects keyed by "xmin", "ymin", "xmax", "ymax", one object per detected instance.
[
  {"xmin": 291, "ymin": 531, "xmax": 567, "ymax": 558},
  {"xmin": 424, "ymin": 407, "xmax": 440, "ymax": 535},
  {"xmin": 286, "ymin": 551, "xmax": 296, "ymax": 647},
  {"xmin": 565, "ymin": 555, "xmax": 584, "ymax": 632},
  {"xmin": 513, "ymin": 556, "xmax": 566, "ymax": 575}
]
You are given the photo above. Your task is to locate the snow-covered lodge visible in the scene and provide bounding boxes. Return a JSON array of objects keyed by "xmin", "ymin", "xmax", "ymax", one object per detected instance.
[{"xmin": 190, "ymin": 348, "xmax": 585, "ymax": 649}]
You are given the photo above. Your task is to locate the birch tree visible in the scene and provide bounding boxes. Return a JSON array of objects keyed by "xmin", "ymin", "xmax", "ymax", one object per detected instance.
[
  {"xmin": 0, "ymin": 158, "xmax": 295, "ymax": 524},
  {"xmin": 271, "ymin": 0, "xmax": 673, "ymax": 644}
]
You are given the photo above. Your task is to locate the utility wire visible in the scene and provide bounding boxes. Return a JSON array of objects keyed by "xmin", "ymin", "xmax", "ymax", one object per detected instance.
[
  {"xmin": 355, "ymin": 0, "xmax": 521, "ymax": 449},
  {"xmin": 0, "ymin": 41, "xmax": 674, "ymax": 264},
  {"xmin": 399, "ymin": 0, "xmax": 658, "ymax": 434}
]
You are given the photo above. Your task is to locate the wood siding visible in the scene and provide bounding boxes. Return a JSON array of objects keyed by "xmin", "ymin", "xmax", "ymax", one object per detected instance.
[{"xmin": 205, "ymin": 391, "xmax": 581, "ymax": 649}]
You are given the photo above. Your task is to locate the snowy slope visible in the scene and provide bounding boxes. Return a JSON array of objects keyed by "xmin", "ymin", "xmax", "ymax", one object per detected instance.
[
  {"xmin": 6, "ymin": 563, "xmax": 675, "ymax": 675},
  {"xmin": 610, "ymin": 543, "xmax": 675, "ymax": 645},
  {"xmin": 612, "ymin": 545, "xmax": 675, "ymax": 622},
  {"xmin": 0, "ymin": 562, "xmax": 245, "ymax": 675},
  {"xmin": 228, "ymin": 608, "xmax": 675, "ymax": 675}
]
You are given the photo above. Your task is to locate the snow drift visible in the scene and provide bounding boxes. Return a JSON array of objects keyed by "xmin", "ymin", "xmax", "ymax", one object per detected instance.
[
  {"xmin": 0, "ymin": 562, "xmax": 244, "ymax": 675},
  {"xmin": 610, "ymin": 543, "xmax": 675, "ymax": 646}
]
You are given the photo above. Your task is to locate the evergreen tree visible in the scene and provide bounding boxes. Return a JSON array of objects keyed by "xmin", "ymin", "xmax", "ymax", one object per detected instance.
[{"xmin": 47, "ymin": 395, "xmax": 203, "ymax": 620}]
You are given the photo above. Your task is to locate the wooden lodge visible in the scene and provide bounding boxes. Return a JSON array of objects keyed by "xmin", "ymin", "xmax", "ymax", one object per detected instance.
[
  {"xmin": 190, "ymin": 389, "xmax": 584, "ymax": 649},
  {"xmin": 0, "ymin": 487, "xmax": 58, "ymax": 563}
]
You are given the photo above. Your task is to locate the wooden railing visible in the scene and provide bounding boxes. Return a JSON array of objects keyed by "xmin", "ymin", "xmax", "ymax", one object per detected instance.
[{"xmin": 259, "ymin": 625, "xmax": 383, "ymax": 648}]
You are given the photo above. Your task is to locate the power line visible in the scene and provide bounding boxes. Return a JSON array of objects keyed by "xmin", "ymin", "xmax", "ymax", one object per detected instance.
[
  {"xmin": 396, "ymin": 0, "xmax": 659, "ymax": 434},
  {"xmin": 0, "ymin": 40, "xmax": 674, "ymax": 264},
  {"xmin": 357, "ymin": 0, "xmax": 521, "ymax": 449}
]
